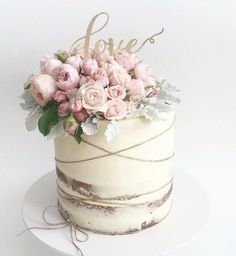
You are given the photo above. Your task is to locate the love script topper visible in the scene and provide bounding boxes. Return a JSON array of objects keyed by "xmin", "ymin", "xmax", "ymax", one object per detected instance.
[{"xmin": 70, "ymin": 12, "xmax": 164, "ymax": 58}]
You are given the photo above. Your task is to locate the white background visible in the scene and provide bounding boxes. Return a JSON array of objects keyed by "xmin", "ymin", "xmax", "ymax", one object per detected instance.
[{"xmin": 0, "ymin": 0, "xmax": 236, "ymax": 255}]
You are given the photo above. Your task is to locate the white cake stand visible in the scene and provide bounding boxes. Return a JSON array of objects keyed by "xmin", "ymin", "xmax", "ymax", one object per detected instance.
[{"xmin": 21, "ymin": 169, "xmax": 210, "ymax": 256}]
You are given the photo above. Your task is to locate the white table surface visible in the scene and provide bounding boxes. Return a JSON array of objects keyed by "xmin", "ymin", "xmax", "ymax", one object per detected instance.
[{"xmin": 0, "ymin": 0, "xmax": 236, "ymax": 255}]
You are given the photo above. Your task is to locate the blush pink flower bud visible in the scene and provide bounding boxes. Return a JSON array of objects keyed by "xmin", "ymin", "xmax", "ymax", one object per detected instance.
[
  {"xmin": 149, "ymin": 87, "xmax": 158, "ymax": 97},
  {"xmin": 104, "ymin": 100, "xmax": 127, "ymax": 120},
  {"xmin": 69, "ymin": 98, "xmax": 83, "ymax": 112},
  {"xmin": 73, "ymin": 108, "xmax": 89, "ymax": 123},
  {"xmin": 54, "ymin": 64, "xmax": 80, "ymax": 91},
  {"xmin": 107, "ymin": 85, "xmax": 126, "ymax": 100},
  {"xmin": 66, "ymin": 123, "xmax": 76, "ymax": 135},
  {"xmin": 127, "ymin": 79, "xmax": 145, "ymax": 98},
  {"xmin": 53, "ymin": 90, "xmax": 67, "ymax": 103},
  {"xmin": 58, "ymin": 101, "xmax": 69, "ymax": 117},
  {"xmin": 82, "ymin": 58, "xmax": 99, "ymax": 76},
  {"xmin": 91, "ymin": 68, "xmax": 109, "ymax": 86}
]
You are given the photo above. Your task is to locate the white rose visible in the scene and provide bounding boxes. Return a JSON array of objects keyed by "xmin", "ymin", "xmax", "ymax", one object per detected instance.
[{"xmin": 79, "ymin": 81, "xmax": 107, "ymax": 111}]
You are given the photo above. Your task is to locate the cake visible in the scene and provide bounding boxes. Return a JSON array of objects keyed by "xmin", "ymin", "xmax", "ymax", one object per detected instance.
[
  {"xmin": 20, "ymin": 12, "xmax": 179, "ymax": 237},
  {"xmin": 55, "ymin": 112, "xmax": 175, "ymax": 234}
]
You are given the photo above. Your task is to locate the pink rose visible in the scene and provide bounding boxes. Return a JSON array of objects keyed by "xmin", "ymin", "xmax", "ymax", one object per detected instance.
[
  {"xmin": 30, "ymin": 74, "xmax": 57, "ymax": 106},
  {"xmin": 66, "ymin": 123, "xmax": 76, "ymax": 135},
  {"xmin": 127, "ymin": 79, "xmax": 145, "ymax": 98},
  {"xmin": 91, "ymin": 68, "xmax": 109, "ymax": 86},
  {"xmin": 82, "ymin": 58, "xmax": 98, "ymax": 76},
  {"xmin": 73, "ymin": 108, "xmax": 89, "ymax": 123},
  {"xmin": 109, "ymin": 66, "xmax": 131, "ymax": 86},
  {"xmin": 54, "ymin": 64, "xmax": 80, "ymax": 91},
  {"xmin": 69, "ymin": 98, "xmax": 83, "ymax": 112},
  {"xmin": 134, "ymin": 63, "xmax": 155, "ymax": 85},
  {"xmin": 107, "ymin": 85, "xmax": 126, "ymax": 100},
  {"xmin": 115, "ymin": 50, "xmax": 138, "ymax": 71},
  {"xmin": 41, "ymin": 59, "xmax": 62, "ymax": 75},
  {"xmin": 79, "ymin": 81, "xmax": 107, "ymax": 111},
  {"xmin": 53, "ymin": 90, "xmax": 67, "ymax": 103},
  {"xmin": 66, "ymin": 55, "xmax": 81, "ymax": 72},
  {"xmin": 104, "ymin": 100, "xmax": 127, "ymax": 120},
  {"xmin": 58, "ymin": 101, "xmax": 69, "ymax": 117}
]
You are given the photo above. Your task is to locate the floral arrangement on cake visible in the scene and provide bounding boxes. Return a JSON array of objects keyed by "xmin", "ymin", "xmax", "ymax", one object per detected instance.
[{"xmin": 20, "ymin": 45, "xmax": 180, "ymax": 142}]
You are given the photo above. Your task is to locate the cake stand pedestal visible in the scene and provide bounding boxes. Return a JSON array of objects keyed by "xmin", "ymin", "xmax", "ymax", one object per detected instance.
[{"xmin": 21, "ymin": 169, "xmax": 210, "ymax": 256}]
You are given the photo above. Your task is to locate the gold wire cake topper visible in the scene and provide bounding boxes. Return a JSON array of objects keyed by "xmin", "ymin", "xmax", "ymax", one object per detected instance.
[{"xmin": 71, "ymin": 12, "xmax": 164, "ymax": 58}]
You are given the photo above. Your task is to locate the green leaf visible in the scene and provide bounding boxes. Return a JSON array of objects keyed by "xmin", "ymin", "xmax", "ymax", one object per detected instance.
[
  {"xmin": 38, "ymin": 105, "xmax": 59, "ymax": 136},
  {"xmin": 42, "ymin": 100, "xmax": 56, "ymax": 112},
  {"xmin": 74, "ymin": 126, "xmax": 83, "ymax": 144},
  {"xmin": 55, "ymin": 53, "xmax": 67, "ymax": 63}
]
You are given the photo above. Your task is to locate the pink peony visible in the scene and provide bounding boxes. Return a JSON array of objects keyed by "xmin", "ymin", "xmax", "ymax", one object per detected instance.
[
  {"xmin": 104, "ymin": 100, "xmax": 127, "ymax": 120},
  {"xmin": 69, "ymin": 98, "xmax": 83, "ymax": 112},
  {"xmin": 58, "ymin": 101, "xmax": 69, "ymax": 117},
  {"xmin": 66, "ymin": 55, "xmax": 81, "ymax": 72},
  {"xmin": 66, "ymin": 123, "xmax": 76, "ymax": 135},
  {"xmin": 73, "ymin": 108, "xmax": 89, "ymax": 123},
  {"xmin": 134, "ymin": 63, "xmax": 155, "ymax": 85},
  {"xmin": 41, "ymin": 59, "xmax": 62, "ymax": 75},
  {"xmin": 107, "ymin": 85, "xmax": 126, "ymax": 100},
  {"xmin": 127, "ymin": 79, "xmax": 145, "ymax": 98},
  {"xmin": 109, "ymin": 66, "xmax": 131, "ymax": 86},
  {"xmin": 54, "ymin": 64, "xmax": 80, "ymax": 91},
  {"xmin": 91, "ymin": 68, "xmax": 109, "ymax": 86},
  {"xmin": 115, "ymin": 50, "xmax": 138, "ymax": 71},
  {"xmin": 79, "ymin": 81, "xmax": 107, "ymax": 111},
  {"xmin": 82, "ymin": 58, "xmax": 98, "ymax": 76},
  {"xmin": 30, "ymin": 74, "xmax": 57, "ymax": 106},
  {"xmin": 53, "ymin": 90, "xmax": 67, "ymax": 103}
]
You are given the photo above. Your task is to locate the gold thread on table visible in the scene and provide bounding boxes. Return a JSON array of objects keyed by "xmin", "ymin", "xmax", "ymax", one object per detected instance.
[
  {"xmin": 55, "ymin": 117, "xmax": 175, "ymax": 164},
  {"xmin": 17, "ymin": 206, "xmax": 88, "ymax": 256}
]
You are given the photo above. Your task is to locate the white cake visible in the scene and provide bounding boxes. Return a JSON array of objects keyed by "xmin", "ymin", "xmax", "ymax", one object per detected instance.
[{"xmin": 54, "ymin": 112, "xmax": 175, "ymax": 235}]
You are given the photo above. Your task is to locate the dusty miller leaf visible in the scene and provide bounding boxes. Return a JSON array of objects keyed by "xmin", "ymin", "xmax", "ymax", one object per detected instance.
[
  {"xmin": 104, "ymin": 121, "xmax": 119, "ymax": 142},
  {"xmin": 81, "ymin": 117, "xmax": 98, "ymax": 135}
]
